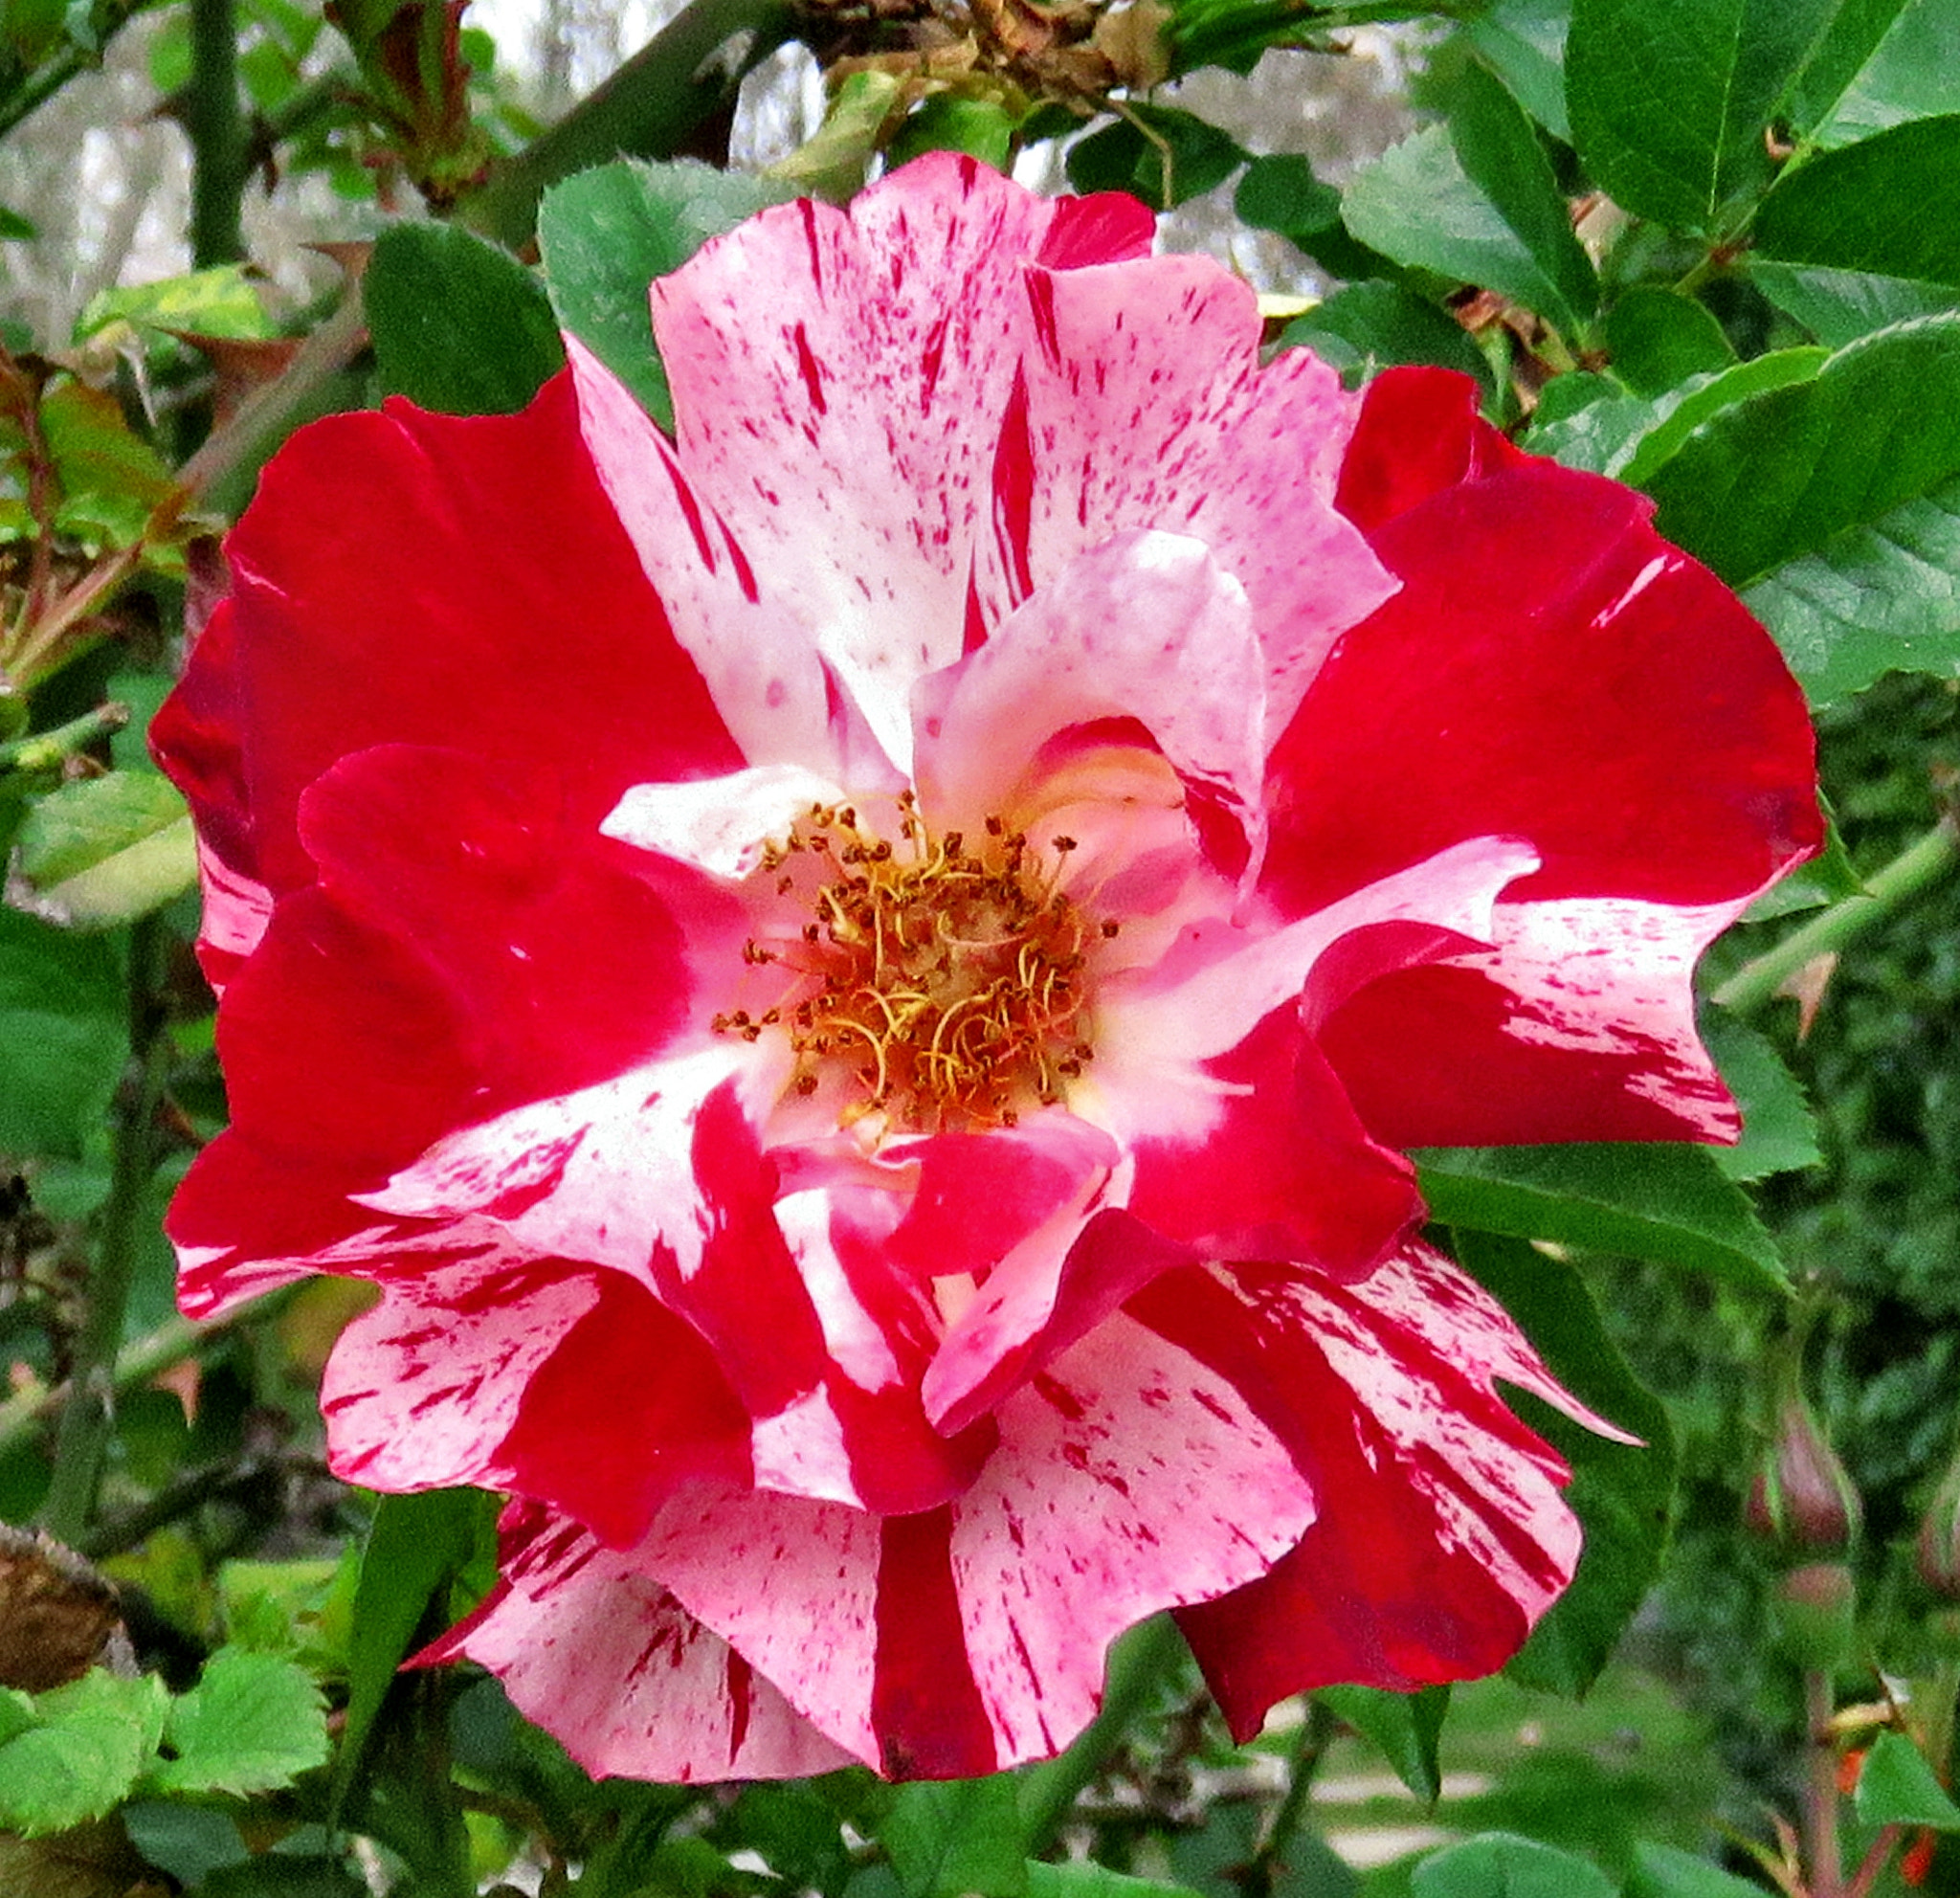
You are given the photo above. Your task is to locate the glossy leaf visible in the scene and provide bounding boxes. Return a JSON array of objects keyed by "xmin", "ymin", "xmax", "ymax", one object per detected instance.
[
  {"xmin": 1702, "ymin": 1013, "xmax": 1821, "ymax": 1181},
  {"xmin": 1456, "ymin": 1233, "xmax": 1676, "ymax": 1696},
  {"xmin": 1603, "ymin": 287, "xmax": 1735, "ymax": 395},
  {"xmin": 1462, "ymin": 0, "xmax": 1571, "ymax": 138},
  {"xmin": 1625, "ymin": 1842, "xmax": 1775, "ymax": 1898},
  {"xmin": 1343, "ymin": 123, "xmax": 1589, "ymax": 332},
  {"xmin": 1415, "ymin": 1145, "xmax": 1788, "ymax": 1290},
  {"xmin": 1064, "ymin": 105, "xmax": 1247, "ymax": 211},
  {"xmin": 1235, "ymin": 153, "xmax": 1342, "ymax": 239},
  {"xmin": 1618, "ymin": 348, "xmax": 1828, "ymax": 489},
  {"xmin": 887, "ymin": 96, "xmax": 1018, "ymax": 170},
  {"xmin": 1028, "ymin": 1865, "xmax": 1205, "ymax": 1898},
  {"xmin": 15, "ymin": 771, "xmax": 196, "ymax": 928},
  {"xmin": 366, "ymin": 223, "xmax": 565, "ymax": 418},
  {"xmin": 1644, "ymin": 315, "xmax": 1960, "ymax": 582},
  {"xmin": 1315, "ymin": 1684, "xmax": 1450, "ymax": 1802},
  {"xmin": 1280, "ymin": 283, "xmax": 1492, "ymax": 392},
  {"xmin": 144, "ymin": 1648, "xmax": 330, "ymax": 1798},
  {"xmin": 538, "ymin": 157, "xmax": 793, "ymax": 431},
  {"xmin": 1748, "ymin": 258, "xmax": 1960, "ymax": 346},
  {"xmin": 1855, "ymin": 1729, "xmax": 1960, "ymax": 1828},
  {"xmin": 1566, "ymin": 0, "xmax": 1835, "ymax": 231},
  {"xmin": 1442, "ymin": 58, "xmax": 1597, "ymax": 329},
  {"xmin": 1753, "ymin": 116, "xmax": 1960, "ymax": 286},
  {"xmin": 880, "ymin": 1775, "xmax": 1027, "ymax": 1898},
  {"xmin": 0, "ymin": 906, "xmax": 125, "ymax": 1157},
  {"xmin": 0, "ymin": 1671, "xmax": 167, "ymax": 1837},
  {"xmin": 1412, "ymin": 1833, "xmax": 1616, "ymax": 1898},
  {"xmin": 1787, "ymin": 0, "xmax": 1960, "ymax": 146}
]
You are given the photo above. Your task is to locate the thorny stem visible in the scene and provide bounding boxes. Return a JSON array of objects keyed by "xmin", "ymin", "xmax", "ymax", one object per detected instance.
[
  {"xmin": 1712, "ymin": 819, "xmax": 1960, "ymax": 1016},
  {"xmin": 1256, "ymin": 1700, "xmax": 1339, "ymax": 1887},
  {"xmin": 187, "ymin": 0, "xmax": 248, "ymax": 267},
  {"xmin": 37, "ymin": 917, "xmax": 174, "ymax": 1546},
  {"xmin": 1803, "ymin": 1669, "xmax": 1844, "ymax": 1898},
  {"xmin": 1845, "ymin": 1825, "xmax": 1904, "ymax": 1898},
  {"xmin": 1017, "ymin": 1613, "xmax": 1189, "ymax": 1856},
  {"xmin": 453, "ymin": 0, "xmax": 799, "ymax": 248},
  {"xmin": 0, "ymin": 701, "xmax": 130, "ymax": 775}
]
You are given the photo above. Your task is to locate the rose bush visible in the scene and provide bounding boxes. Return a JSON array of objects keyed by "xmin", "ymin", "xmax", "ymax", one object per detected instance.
[{"xmin": 154, "ymin": 153, "xmax": 1820, "ymax": 1782}]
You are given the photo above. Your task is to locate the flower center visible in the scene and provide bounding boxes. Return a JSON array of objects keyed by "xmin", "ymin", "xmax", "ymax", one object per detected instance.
[{"xmin": 716, "ymin": 794, "xmax": 1116, "ymax": 1133}]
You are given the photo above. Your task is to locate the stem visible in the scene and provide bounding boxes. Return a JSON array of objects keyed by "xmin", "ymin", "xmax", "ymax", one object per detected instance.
[
  {"xmin": 1845, "ymin": 1826, "xmax": 1904, "ymax": 1898},
  {"xmin": 1257, "ymin": 1700, "xmax": 1339, "ymax": 1886},
  {"xmin": 0, "ymin": 702, "xmax": 130, "ymax": 776},
  {"xmin": 187, "ymin": 0, "xmax": 247, "ymax": 266},
  {"xmin": 453, "ymin": 0, "xmax": 799, "ymax": 249},
  {"xmin": 1712, "ymin": 819, "xmax": 1960, "ymax": 1016},
  {"xmin": 36, "ymin": 919, "xmax": 173, "ymax": 1546},
  {"xmin": 1016, "ymin": 1613, "xmax": 1188, "ymax": 1857},
  {"xmin": 1803, "ymin": 1669, "xmax": 1844, "ymax": 1898}
]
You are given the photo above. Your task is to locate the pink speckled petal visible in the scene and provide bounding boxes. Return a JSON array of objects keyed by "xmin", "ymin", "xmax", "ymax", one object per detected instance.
[
  {"xmin": 981, "ymin": 258, "xmax": 1394, "ymax": 747},
  {"xmin": 421, "ymin": 1504, "xmax": 858, "ymax": 1783}
]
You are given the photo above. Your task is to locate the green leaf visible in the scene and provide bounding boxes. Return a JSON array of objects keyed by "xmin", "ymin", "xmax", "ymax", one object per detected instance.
[
  {"xmin": 122, "ymin": 1800, "xmax": 252, "ymax": 1884},
  {"xmin": 880, "ymin": 1775, "xmax": 1027, "ymax": 1898},
  {"xmin": 1701, "ymin": 1013, "xmax": 1820, "ymax": 1179},
  {"xmin": 1618, "ymin": 346, "xmax": 1829, "ymax": 487},
  {"xmin": 1754, "ymin": 116, "xmax": 1960, "ymax": 286},
  {"xmin": 144, "ymin": 1648, "xmax": 329, "ymax": 1797},
  {"xmin": 1343, "ymin": 123, "xmax": 1588, "ymax": 332},
  {"xmin": 1746, "ymin": 467, "xmax": 1960, "ymax": 700},
  {"xmin": 1463, "ymin": 0, "xmax": 1571, "ymax": 139},
  {"xmin": 1643, "ymin": 314, "xmax": 1960, "ymax": 581},
  {"xmin": 1625, "ymin": 1842, "xmax": 1771, "ymax": 1898},
  {"xmin": 1455, "ymin": 1233, "xmax": 1676, "ymax": 1695},
  {"xmin": 1442, "ymin": 58, "xmax": 1597, "ymax": 330},
  {"xmin": 0, "ymin": 906, "xmax": 125, "ymax": 1156},
  {"xmin": 16, "ymin": 772, "xmax": 195, "ymax": 928},
  {"xmin": 1414, "ymin": 1144, "xmax": 1789, "ymax": 1289},
  {"xmin": 366, "ymin": 223, "xmax": 565, "ymax": 417},
  {"xmin": 75, "ymin": 264, "xmax": 275, "ymax": 345},
  {"xmin": 1028, "ymin": 1867, "xmax": 1204, "ymax": 1898},
  {"xmin": 887, "ymin": 96, "xmax": 1017, "ymax": 170},
  {"xmin": 1748, "ymin": 258, "xmax": 1959, "ymax": 348},
  {"xmin": 1603, "ymin": 287, "xmax": 1735, "ymax": 395},
  {"xmin": 1279, "ymin": 282, "xmax": 1493, "ymax": 392},
  {"xmin": 1236, "ymin": 153, "xmax": 1343, "ymax": 238},
  {"xmin": 0, "ymin": 206, "xmax": 37, "ymax": 240},
  {"xmin": 203, "ymin": 1858, "xmax": 371, "ymax": 1898},
  {"xmin": 539, "ymin": 157, "xmax": 794, "ymax": 432},
  {"xmin": 1566, "ymin": 0, "xmax": 1836, "ymax": 232},
  {"xmin": 1414, "ymin": 1834, "xmax": 1615, "ymax": 1898},
  {"xmin": 37, "ymin": 378, "xmax": 174, "ymax": 543},
  {"xmin": 1064, "ymin": 105, "xmax": 1247, "ymax": 211},
  {"xmin": 1787, "ymin": 0, "xmax": 1960, "ymax": 147},
  {"xmin": 1315, "ymin": 1684, "xmax": 1450, "ymax": 1802},
  {"xmin": 0, "ymin": 1670, "xmax": 168, "ymax": 1837},
  {"xmin": 1855, "ymin": 1729, "xmax": 1960, "ymax": 1827},
  {"xmin": 335, "ymin": 1487, "xmax": 496, "ymax": 1815}
]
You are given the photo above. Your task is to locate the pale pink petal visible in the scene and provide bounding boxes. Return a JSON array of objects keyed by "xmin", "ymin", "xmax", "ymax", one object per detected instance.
[
  {"xmin": 423, "ymin": 1505, "xmax": 857, "ymax": 1783},
  {"xmin": 946, "ymin": 1309, "xmax": 1316, "ymax": 1766},
  {"xmin": 602, "ymin": 763, "xmax": 850, "ymax": 879},
  {"xmin": 913, "ymin": 531, "xmax": 1268, "ymax": 849},
  {"xmin": 982, "ymin": 258, "xmax": 1394, "ymax": 747},
  {"xmin": 643, "ymin": 156, "xmax": 1130, "ymax": 772}
]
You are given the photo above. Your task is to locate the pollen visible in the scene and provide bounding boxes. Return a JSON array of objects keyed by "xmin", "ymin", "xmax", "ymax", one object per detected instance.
[{"xmin": 717, "ymin": 796, "xmax": 1102, "ymax": 1132}]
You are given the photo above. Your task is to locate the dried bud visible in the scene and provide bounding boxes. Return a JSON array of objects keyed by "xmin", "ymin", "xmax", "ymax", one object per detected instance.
[
  {"xmin": 1746, "ymin": 1396, "xmax": 1862, "ymax": 1555},
  {"xmin": 1775, "ymin": 1561, "xmax": 1859, "ymax": 1669},
  {"xmin": 1916, "ymin": 1445, "xmax": 1960, "ymax": 1601}
]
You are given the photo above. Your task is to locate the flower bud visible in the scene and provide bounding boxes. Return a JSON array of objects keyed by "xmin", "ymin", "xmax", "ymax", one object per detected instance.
[
  {"xmin": 1746, "ymin": 1396, "xmax": 1862, "ymax": 1555},
  {"xmin": 1916, "ymin": 1445, "xmax": 1960, "ymax": 1601},
  {"xmin": 1775, "ymin": 1561, "xmax": 1859, "ymax": 1669}
]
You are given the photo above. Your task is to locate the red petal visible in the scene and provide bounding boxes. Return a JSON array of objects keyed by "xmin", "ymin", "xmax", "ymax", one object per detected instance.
[{"xmin": 172, "ymin": 370, "xmax": 739, "ymax": 908}]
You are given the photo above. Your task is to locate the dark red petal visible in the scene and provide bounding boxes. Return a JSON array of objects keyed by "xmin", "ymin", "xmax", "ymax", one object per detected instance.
[
  {"xmin": 1270, "ymin": 455, "xmax": 1820, "ymax": 916},
  {"xmin": 1125, "ymin": 1008, "xmax": 1422, "ymax": 1280},
  {"xmin": 1129, "ymin": 1250, "xmax": 1583, "ymax": 1738},
  {"xmin": 1332, "ymin": 365, "xmax": 1512, "ymax": 532},
  {"xmin": 185, "ymin": 370, "xmax": 740, "ymax": 904}
]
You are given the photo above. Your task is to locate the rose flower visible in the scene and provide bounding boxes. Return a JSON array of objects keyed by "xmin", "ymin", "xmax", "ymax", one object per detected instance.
[{"xmin": 155, "ymin": 154, "xmax": 1819, "ymax": 1781}]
